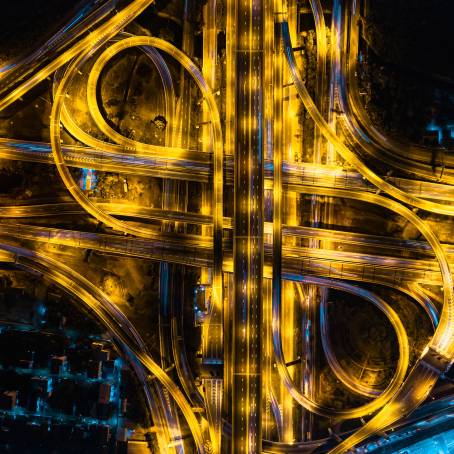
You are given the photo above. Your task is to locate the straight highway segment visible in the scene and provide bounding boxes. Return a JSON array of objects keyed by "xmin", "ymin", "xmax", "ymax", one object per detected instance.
[
  {"xmin": 5, "ymin": 138, "xmax": 454, "ymax": 202},
  {"xmin": 1, "ymin": 0, "xmax": 453, "ymax": 452},
  {"xmin": 231, "ymin": 0, "xmax": 264, "ymax": 452},
  {"xmin": 0, "ymin": 219, "xmax": 442, "ymax": 319}
]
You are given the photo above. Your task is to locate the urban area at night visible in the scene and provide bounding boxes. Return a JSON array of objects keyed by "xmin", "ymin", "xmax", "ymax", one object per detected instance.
[{"xmin": 0, "ymin": 0, "xmax": 453, "ymax": 452}]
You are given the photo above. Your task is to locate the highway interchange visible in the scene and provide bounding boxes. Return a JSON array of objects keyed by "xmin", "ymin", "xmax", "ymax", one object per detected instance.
[{"xmin": 0, "ymin": 0, "xmax": 453, "ymax": 452}]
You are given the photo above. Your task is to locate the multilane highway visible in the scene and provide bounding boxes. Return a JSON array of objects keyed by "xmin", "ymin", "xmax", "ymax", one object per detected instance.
[
  {"xmin": 1, "ymin": 0, "xmax": 454, "ymax": 452},
  {"xmin": 278, "ymin": 5, "xmax": 454, "ymax": 452},
  {"xmin": 6, "ymin": 137, "xmax": 454, "ymax": 202},
  {"xmin": 231, "ymin": 0, "xmax": 264, "ymax": 452},
  {"xmin": 0, "ymin": 215, "xmax": 443, "ymax": 321},
  {"xmin": 0, "ymin": 220, "xmax": 446, "ymax": 452}
]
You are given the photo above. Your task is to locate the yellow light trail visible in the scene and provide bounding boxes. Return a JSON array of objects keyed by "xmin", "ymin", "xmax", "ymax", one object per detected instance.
[
  {"xmin": 0, "ymin": 0, "xmax": 156, "ymax": 112},
  {"xmin": 0, "ymin": 243, "xmax": 207, "ymax": 453},
  {"xmin": 232, "ymin": 0, "xmax": 264, "ymax": 452},
  {"xmin": 49, "ymin": 32, "xmax": 224, "ymax": 454},
  {"xmin": 1, "ymin": 1, "xmax": 453, "ymax": 452},
  {"xmin": 279, "ymin": 18, "xmax": 454, "ymax": 217}
]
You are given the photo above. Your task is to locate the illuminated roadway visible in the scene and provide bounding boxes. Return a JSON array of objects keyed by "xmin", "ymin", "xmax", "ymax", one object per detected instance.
[
  {"xmin": 278, "ymin": 6, "xmax": 454, "ymax": 452},
  {"xmin": 0, "ymin": 0, "xmax": 158, "ymax": 112},
  {"xmin": 0, "ymin": 0, "xmax": 119, "ymax": 95},
  {"xmin": 0, "ymin": 213, "xmax": 445, "ymax": 314},
  {"xmin": 338, "ymin": 0, "xmax": 454, "ymax": 184},
  {"xmin": 1, "ymin": 0, "xmax": 454, "ymax": 452},
  {"xmin": 6, "ymin": 137, "xmax": 454, "ymax": 201},
  {"xmin": 231, "ymin": 0, "xmax": 264, "ymax": 452},
  {"xmin": 0, "ymin": 242, "xmax": 206, "ymax": 453}
]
